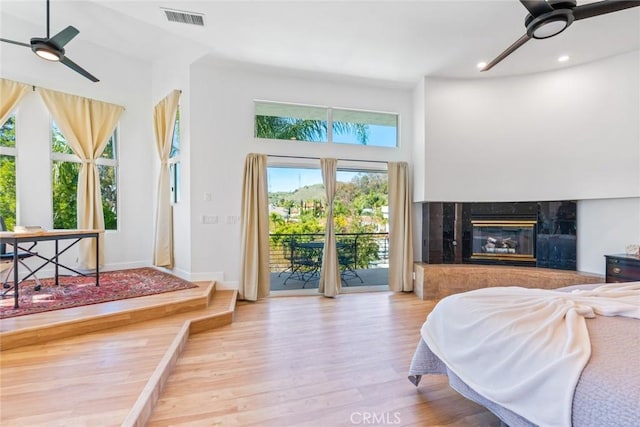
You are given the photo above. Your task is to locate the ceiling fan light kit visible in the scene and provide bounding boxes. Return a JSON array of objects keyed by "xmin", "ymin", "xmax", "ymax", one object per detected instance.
[
  {"xmin": 481, "ymin": 0, "xmax": 640, "ymax": 72},
  {"xmin": 32, "ymin": 40, "xmax": 62, "ymax": 61},
  {"xmin": 0, "ymin": 0, "xmax": 99, "ymax": 82},
  {"xmin": 526, "ymin": 9, "xmax": 574, "ymax": 39}
]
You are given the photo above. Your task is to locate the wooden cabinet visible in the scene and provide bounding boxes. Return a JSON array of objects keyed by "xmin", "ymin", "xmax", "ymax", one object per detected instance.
[{"xmin": 605, "ymin": 254, "xmax": 640, "ymax": 283}]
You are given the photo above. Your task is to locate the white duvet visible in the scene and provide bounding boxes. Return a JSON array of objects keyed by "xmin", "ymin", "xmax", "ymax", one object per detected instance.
[{"xmin": 421, "ymin": 282, "xmax": 640, "ymax": 427}]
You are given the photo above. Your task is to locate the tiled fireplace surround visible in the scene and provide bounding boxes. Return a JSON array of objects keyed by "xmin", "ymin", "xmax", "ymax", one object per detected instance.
[{"xmin": 414, "ymin": 201, "xmax": 604, "ymax": 300}]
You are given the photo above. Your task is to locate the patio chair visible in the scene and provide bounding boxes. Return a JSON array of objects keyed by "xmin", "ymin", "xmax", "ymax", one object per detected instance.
[
  {"xmin": 1, "ymin": 216, "xmax": 43, "ymax": 295},
  {"xmin": 283, "ymin": 240, "xmax": 322, "ymax": 288},
  {"xmin": 338, "ymin": 240, "xmax": 363, "ymax": 286}
]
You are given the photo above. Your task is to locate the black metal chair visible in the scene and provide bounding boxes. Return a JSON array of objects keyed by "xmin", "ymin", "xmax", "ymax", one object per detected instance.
[
  {"xmin": 1, "ymin": 216, "xmax": 42, "ymax": 294},
  {"xmin": 338, "ymin": 240, "xmax": 363, "ymax": 286},
  {"xmin": 283, "ymin": 241, "xmax": 322, "ymax": 288}
]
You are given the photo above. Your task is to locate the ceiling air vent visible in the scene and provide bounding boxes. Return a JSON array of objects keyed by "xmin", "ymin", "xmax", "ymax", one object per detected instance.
[{"xmin": 162, "ymin": 8, "xmax": 205, "ymax": 26}]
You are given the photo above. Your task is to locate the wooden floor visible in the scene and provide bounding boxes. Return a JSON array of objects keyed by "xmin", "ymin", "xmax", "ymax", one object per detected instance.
[{"xmin": 1, "ymin": 289, "xmax": 501, "ymax": 427}]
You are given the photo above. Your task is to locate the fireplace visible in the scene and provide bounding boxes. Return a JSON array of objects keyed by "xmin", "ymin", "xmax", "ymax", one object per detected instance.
[
  {"xmin": 471, "ymin": 220, "xmax": 536, "ymax": 263},
  {"xmin": 422, "ymin": 201, "xmax": 577, "ymax": 270}
]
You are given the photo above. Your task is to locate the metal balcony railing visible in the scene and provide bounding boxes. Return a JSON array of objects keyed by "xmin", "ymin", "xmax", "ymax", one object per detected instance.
[{"xmin": 269, "ymin": 232, "xmax": 389, "ymax": 273}]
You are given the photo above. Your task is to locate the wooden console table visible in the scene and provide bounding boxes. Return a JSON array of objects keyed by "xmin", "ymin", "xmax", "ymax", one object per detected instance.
[{"xmin": 0, "ymin": 229, "xmax": 103, "ymax": 309}]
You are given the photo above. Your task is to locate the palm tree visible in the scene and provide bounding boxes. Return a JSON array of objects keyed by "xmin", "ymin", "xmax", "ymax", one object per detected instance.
[{"xmin": 255, "ymin": 115, "xmax": 369, "ymax": 144}]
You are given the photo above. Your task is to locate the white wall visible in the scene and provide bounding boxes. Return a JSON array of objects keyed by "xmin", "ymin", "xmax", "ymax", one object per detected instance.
[
  {"xmin": 578, "ymin": 197, "xmax": 640, "ymax": 274},
  {"xmin": 421, "ymin": 51, "xmax": 639, "ymax": 202},
  {"xmin": 1, "ymin": 34, "xmax": 155, "ymax": 276},
  {"xmin": 417, "ymin": 51, "xmax": 640, "ymax": 275},
  {"xmin": 188, "ymin": 57, "xmax": 414, "ymax": 286}
]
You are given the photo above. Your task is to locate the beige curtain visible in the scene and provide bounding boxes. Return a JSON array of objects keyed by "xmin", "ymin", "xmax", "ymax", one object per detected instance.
[
  {"xmin": 239, "ymin": 153, "xmax": 270, "ymax": 301},
  {"xmin": 318, "ymin": 158, "xmax": 341, "ymax": 297},
  {"xmin": 0, "ymin": 79, "xmax": 29, "ymax": 125},
  {"xmin": 388, "ymin": 161, "xmax": 414, "ymax": 292},
  {"xmin": 152, "ymin": 90, "xmax": 180, "ymax": 268},
  {"xmin": 38, "ymin": 88, "xmax": 124, "ymax": 270}
]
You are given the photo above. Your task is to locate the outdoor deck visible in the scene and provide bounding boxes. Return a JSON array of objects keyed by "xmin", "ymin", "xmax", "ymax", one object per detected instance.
[{"xmin": 270, "ymin": 266, "xmax": 389, "ymax": 291}]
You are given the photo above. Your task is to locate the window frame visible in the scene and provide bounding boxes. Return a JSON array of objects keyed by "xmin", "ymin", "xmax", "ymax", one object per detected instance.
[
  {"xmin": 0, "ymin": 113, "xmax": 18, "ymax": 230},
  {"xmin": 50, "ymin": 121, "xmax": 119, "ymax": 231},
  {"xmin": 254, "ymin": 100, "xmax": 399, "ymax": 148},
  {"xmin": 168, "ymin": 106, "xmax": 180, "ymax": 204}
]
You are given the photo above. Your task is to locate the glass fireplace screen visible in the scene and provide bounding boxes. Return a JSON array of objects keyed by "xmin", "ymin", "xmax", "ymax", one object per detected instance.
[{"xmin": 471, "ymin": 220, "xmax": 536, "ymax": 261}]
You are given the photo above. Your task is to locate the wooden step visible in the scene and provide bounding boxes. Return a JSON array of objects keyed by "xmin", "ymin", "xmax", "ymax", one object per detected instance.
[
  {"xmin": 0, "ymin": 283, "xmax": 237, "ymax": 426},
  {"xmin": 0, "ymin": 281, "xmax": 219, "ymax": 351},
  {"xmin": 123, "ymin": 288, "xmax": 238, "ymax": 427}
]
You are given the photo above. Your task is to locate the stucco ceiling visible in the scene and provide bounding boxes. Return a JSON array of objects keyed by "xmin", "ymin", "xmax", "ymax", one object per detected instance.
[{"xmin": 1, "ymin": 0, "xmax": 639, "ymax": 86}]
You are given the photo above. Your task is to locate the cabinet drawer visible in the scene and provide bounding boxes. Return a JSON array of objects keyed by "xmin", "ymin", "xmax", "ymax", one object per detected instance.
[{"xmin": 606, "ymin": 257, "xmax": 640, "ymax": 282}]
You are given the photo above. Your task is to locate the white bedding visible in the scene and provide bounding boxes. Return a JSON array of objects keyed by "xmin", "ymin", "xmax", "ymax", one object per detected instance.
[{"xmin": 420, "ymin": 282, "xmax": 640, "ymax": 427}]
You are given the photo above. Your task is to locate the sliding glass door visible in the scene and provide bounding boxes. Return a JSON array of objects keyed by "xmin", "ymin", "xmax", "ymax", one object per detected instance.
[{"xmin": 268, "ymin": 165, "xmax": 389, "ymax": 292}]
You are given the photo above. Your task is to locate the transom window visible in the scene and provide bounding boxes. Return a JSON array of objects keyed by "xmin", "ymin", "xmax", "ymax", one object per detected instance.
[{"xmin": 254, "ymin": 101, "xmax": 398, "ymax": 147}]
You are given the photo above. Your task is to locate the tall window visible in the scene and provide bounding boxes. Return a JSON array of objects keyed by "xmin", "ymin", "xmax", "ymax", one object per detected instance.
[
  {"xmin": 0, "ymin": 114, "xmax": 16, "ymax": 230},
  {"xmin": 169, "ymin": 107, "xmax": 180, "ymax": 204},
  {"xmin": 51, "ymin": 121, "xmax": 118, "ymax": 230},
  {"xmin": 254, "ymin": 101, "xmax": 398, "ymax": 147}
]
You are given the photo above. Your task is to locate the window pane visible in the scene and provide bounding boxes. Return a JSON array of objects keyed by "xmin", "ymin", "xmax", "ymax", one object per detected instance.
[
  {"xmin": 51, "ymin": 121, "xmax": 74, "ymax": 154},
  {"xmin": 100, "ymin": 133, "xmax": 116, "ymax": 159},
  {"xmin": 255, "ymin": 102, "xmax": 328, "ymax": 142},
  {"xmin": 0, "ymin": 155, "xmax": 16, "ymax": 230},
  {"xmin": 170, "ymin": 109, "xmax": 180, "ymax": 158},
  {"xmin": 99, "ymin": 165, "xmax": 117, "ymax": 230},
  {"xmin": 332, "ymin": 109, "xmax": 398, "ymax": 147},
  {"xmin": 170, "ymin": 162, "xmax": 180, "ymax": 204},
  {"xmin": 51, "ymin": 121, "xmax": 118, "ymax": 230},
  {"xmin": 1, "ymin": 114, "xmax": 16, "ymax": 148},
  {"xmin": 52, "ymin": 160, "xmax": 79, "ymax": 229}
]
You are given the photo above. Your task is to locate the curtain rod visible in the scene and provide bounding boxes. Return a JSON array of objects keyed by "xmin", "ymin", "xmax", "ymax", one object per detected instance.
[{"xmin": 267, "ymin": 154, "xmax": 388, "ymax": 164}]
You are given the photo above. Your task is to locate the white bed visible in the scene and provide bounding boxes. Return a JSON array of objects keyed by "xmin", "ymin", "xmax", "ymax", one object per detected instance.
[{"xmin": 408, "ymin": 282, "xmax": 640, "ymax": 427}]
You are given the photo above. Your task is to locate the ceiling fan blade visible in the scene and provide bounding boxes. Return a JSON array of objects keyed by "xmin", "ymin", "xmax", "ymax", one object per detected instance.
[
  {"xmin": 520, "ymin": 0, "xmax": 554, "ymax": 17},
  {"xmin": 60, "ymin": 56, "xmax": 99, "ymax": 82},
  {"xmin": 573, "ymin": 0, "xmax": 640, "ymax": 20},
  {"xmin": 0, "ymin": 38, "xmax": 31, "ymax": 48},
  {"xmin": 481, "ymin": 33, "xmax": 531, "ymax": 71},
  {"xmin": 49, "ymin": 26, "xmax": 79, "ymax": 49}
]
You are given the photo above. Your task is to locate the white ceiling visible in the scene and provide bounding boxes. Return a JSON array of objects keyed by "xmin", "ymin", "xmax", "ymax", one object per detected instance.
[{"xmin": 1, "ymin": 0, "xmax": 639, "ymax": 86}]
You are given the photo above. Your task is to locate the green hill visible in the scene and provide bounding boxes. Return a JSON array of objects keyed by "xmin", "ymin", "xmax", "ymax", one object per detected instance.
[{"xmin": 269, "ymin": 184, "xmax": 325, "ymax": 204}]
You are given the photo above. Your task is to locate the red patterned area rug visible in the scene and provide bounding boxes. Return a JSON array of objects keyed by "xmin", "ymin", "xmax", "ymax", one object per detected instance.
[{"xmin": 0, "ymin": 267, "xmax": 198, "ymax": 319}]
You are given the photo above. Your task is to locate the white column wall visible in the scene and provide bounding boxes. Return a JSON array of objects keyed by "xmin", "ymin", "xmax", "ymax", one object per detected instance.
[{"xmin": 150, "ymin": 52, "xmax": 202, "ymax": 280}]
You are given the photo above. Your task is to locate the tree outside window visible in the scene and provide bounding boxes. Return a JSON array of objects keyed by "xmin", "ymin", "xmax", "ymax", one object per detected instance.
[
  {"xmin": 51, "ymin": 121, "xmax": 118, "ymax": 230},
  {"xmin": 254, "ymin": 101, "xmax": 398, "ymax": 147},
  {"xmin": 0, "ymin": 114, "xmax": 17, "ymax": 230},
  {"xmin": 169, "ymin": 108, "xmax": 180, "ymax": 204}
]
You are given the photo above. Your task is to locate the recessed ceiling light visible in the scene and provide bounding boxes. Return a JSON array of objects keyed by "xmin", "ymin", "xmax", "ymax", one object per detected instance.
[
  {"xmin": 476, "ymin": 61, "xmax": 487, "ymax": 69},
  {"xmin": 558, "ymin": 55, "xmax": 570, "ymax": 62}
]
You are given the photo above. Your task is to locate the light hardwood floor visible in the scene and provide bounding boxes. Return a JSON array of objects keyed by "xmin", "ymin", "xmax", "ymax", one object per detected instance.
[
  {"xmin": 147, "ymin": 292, "xmax": 500, "ymax": 426},
  {"xmin": 1, "ymin": 290, "xmax": 501, "ymax": 426}
]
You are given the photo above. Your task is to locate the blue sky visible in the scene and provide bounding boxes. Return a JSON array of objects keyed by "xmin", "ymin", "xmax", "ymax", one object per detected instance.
[
  {"xmin": 333, "ymin": 124, "xmax": 397, "ymax": 147},
  {"xmin": 268, "ymin": 168, "xmax": 363, "ymax": 193}
]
